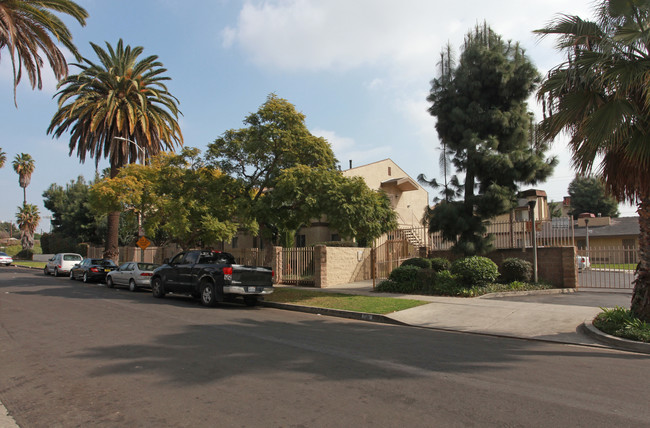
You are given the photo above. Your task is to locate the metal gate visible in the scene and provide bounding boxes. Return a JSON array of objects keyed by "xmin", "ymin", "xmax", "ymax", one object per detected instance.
[
  {"xmin": 373, "ymin": 237, "xmax": 419, "ymax": 280},
  {"xmin": 281, "ymin": 247, "xmax": 314, "ymax": 285},
  {"xmin": 577, "ymin": 247, "xmax": 638, "ymax": 289}
]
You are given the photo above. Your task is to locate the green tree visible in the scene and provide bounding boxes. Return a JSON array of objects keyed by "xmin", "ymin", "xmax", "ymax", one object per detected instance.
[
  {"xmin": 261, "ymin": 166, "xmax": 397, "ymax": 247},
  {"xmin": 0, "ymin": 148, "xmax": 6, "ymax": 168},
  {"xmin": 12, "ymin": 153, "xmax": 34, "ymax": 204},
  {"xmin": 206, "ymin": 94, "xmax": 338, "ymax": 245},
  {"xmin": 207, "ymin": 94, "xmax": 337, "ymax": 201},
  {"xmin": 15, "ymin": 203, "xmax": 39, "ymax": 250},
  {"xmin": 425, "ymin": 23, "xmax": 556, "ymax": 256},
  {"xmin": 568, "ymin": 176, "xmax": 619, "ymax": 219},
  {"xmin": 42, "ymin": 176, "xmax": 104, "ymax": 245},
  {"xmin": 0, "ymin": 0, "xmax": 88, "ymax": 105},
  {"xmin": 48, "ymin": 39, "xmax": 183, "ymax": 261},
  {"xmin": 89, "ymin": 149, "xmax": 250, "ymax": 250},
  {"xmin": 536, "ymin": 0, "xmax": 650, "ymax": 321}
]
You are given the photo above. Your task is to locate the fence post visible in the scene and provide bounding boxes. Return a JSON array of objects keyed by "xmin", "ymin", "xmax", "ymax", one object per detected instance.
[
  {"xmin": 313, "ymin": 245, "xmax": 326, "ymax": 288},
  {"xmin": 273, "ymin": 246, "xmax": 282, "ymax": 284}
]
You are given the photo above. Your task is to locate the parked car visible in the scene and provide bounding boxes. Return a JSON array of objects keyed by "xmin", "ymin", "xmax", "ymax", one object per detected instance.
[
  {"xmin": 106, "ymin": 262, "xmax": 160, "ymax": 291},
  {"xmin": 151, "ymin": 250, "xmax": 273, "ymax": 307},
  {"xmin": 0, "ymin": 252, "xmax": 13, "ymax": 266},
  {"xmin": 69, "ymin": 258, "xmax": 118, "ymax": 283},
  {"xmin": 44, "ymin": 253, "xmax": 83, "ymax": 276},
  {"xmin": 576, "ymin": 255, "xmax": 591, "ymax": 271}
]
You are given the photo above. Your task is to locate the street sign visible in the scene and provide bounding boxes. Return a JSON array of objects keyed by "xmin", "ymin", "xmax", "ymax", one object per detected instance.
[{"xmin": 136, "ymin": 236, "xmax": 151, "ymax": 251}]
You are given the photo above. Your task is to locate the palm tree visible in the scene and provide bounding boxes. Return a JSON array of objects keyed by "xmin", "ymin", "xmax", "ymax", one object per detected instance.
[
  {"xmin": 48, "ymin": 39, "xmax": 183, "ymax": 261},
  {"xmin": 15, "ymin": 203, "xmax": 39, "ymax": 250},
  {"xmin": 0, "ymin": 0, "xmax": 88, "ymax": 105},
  {"xmin": 12, "ymin": 152, "xmax": 34, "ymax": 205},
  {"xmin": 0, "ymin": 147, "xmax": 6, "ymax": 168},
  {"xmin": 536, "ymin": 0, "xmax": 650, "ymax": 321}
]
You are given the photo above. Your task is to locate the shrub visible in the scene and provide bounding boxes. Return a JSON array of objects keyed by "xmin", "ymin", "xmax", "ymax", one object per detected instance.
[
  {"xmin": 376, "ymin": 279, "xmax": 421, "ymax": 294},
  {"xmin": 401, "ymin": 257, "xmax": 431, "ymax": 269},
  {"xmin": 14, "ymin": 249, "xmax": 34, "ymax": 260},
  {"xmin": 388, "ymin": 265, "xmax": 421, "ymax": 283},
  {"xmin": 500, "ymin": 258, "xmax": 532, "ymax": 283},
  {"xmin": 429, "ymin": 257, "xmax": 451, "ymax": 272},
  {"xmin": 451, "ymin": 256, "xmax": 499, "ymax": 287},
  {"xmin": 594, "ymin": 307, "xmax": 650, "ymax": 343},
  {"xmin": 418, "ymin": 269, "xmax": 461, "ymax": 295}
]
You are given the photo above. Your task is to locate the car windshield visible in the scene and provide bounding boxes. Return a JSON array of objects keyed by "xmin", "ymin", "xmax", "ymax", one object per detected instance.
[
  {"xmin": 63, "ymin": 254, "xmax": 82, "ymax": 261},
  {"xmin": 137, "ymin": 263, "xmax": 160, "ymax": 271}
]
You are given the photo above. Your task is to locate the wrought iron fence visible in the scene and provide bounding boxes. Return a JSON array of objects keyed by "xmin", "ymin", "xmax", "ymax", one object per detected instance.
[
  {"xmin": 281, "ymin": 247, "xmax": 314, "ymax": 285},
  {"xmin": 404, "ymin": 217, "xmax": 575, "ymax": 251},
  {"xmin": 577, "ymin": 247, "xmax": 638, "ymax": 289}
]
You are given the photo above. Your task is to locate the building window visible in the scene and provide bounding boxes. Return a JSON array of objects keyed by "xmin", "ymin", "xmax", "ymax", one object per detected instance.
[
  {"xmin": 296, "ymin": 234, "xmax": 306, "ymax": 248},
  {"xmin": 231, "ymin": 237, "xmax": 238, "ymax": 249},
  {"xmin": 388, "ymin": 166, "xmax": 392, "ymax": 176},
  {"xmin": 331, "ymin": 234, "xmax": 340, "ymax": 242}
]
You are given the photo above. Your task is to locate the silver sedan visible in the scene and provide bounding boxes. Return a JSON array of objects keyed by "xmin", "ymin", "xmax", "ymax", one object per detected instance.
[{"xmin": 106, "ymin": 262, "xmax": 160, "ymax": 291}]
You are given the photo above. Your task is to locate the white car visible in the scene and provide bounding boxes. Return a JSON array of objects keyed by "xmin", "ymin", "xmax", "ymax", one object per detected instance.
[
  {"xmin": 576, "ymin": 255, "xmax": 590, "ymax": 271},
  {"xmin": 44, "ymin": 253, "xmax": 83, "ymax": 276},
  {"xmin": 0, "ymin": 252, "xmax": 13, "ymax": 266},
  {"xmin": 106, "ymin": 262, "xmax": 160, "ymax": 291}
]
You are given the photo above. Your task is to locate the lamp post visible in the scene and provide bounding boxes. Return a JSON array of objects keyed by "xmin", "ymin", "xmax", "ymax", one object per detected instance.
[
  {"xmin": 585, "ymin": 217, "xmax": 590, "ymax": 266},
  {"xmin": 527, "ymin": 199, "xmax": 538, "ymax": 283}
]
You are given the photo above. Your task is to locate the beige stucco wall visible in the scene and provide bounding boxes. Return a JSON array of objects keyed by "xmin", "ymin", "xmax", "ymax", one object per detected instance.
[
  {"xmin": 343, "ymin": 159, "xmax": 429, "ymax": 228},
  {"xmin": 323, "ymin": 246, "xmax": 372, "ymax": 287}
]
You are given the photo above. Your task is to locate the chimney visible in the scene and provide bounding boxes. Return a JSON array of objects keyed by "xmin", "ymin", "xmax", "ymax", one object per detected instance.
[{"xmin": 349, "ymin": 160, "xmax": 352, "ymax": 169}]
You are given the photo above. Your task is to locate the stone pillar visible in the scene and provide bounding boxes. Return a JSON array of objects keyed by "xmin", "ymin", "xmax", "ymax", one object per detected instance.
[
  {"xmin": 272, "ymin": 246, "xmax": 282, "ymax": 284},
  {"xmin": 313, "ymin": 245, "xmax": 327, "ymax": 288}
]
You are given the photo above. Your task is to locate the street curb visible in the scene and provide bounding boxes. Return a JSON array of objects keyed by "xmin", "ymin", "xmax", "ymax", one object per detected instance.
[
  {"xmin": 580, "ymin": 321, "xmax": 650, "ymax": 355},
  {"xmin": 261, "ymin": 301, "xmax": 409, "ymax": 326}
]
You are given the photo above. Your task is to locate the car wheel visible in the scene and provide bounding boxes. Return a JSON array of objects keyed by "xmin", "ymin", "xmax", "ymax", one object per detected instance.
[
  {"xmin": 69, "ymin": 271, "xmax": 75, "ymax": 280},
  {"xmin": 83, "ymin": 272, "xmax": 89, "ymax": 283},
  {"xmin": 54, "ymin": 268, "xmax": 60, "ymax": 277},
  {"xmin": 106, "ymin": 276, "xmax": 114, "ymax": 288},
  {"xmin": 244, "ymin": 296, "xmax": 258, "ymax": 307},
  {"xmin": 44, "ymin": 267, "xmax": 49, "ymax": 275},
  {"xmin": 200, "ymin": 281, "xmax": 217, "ymax": 307},
  {"xmin": 152, "ymin": 278, "xmax": 165, "ymax": 298},
  {"xmin": 129, "ymin": 279, "xmax": 137, "ymax": 292}
]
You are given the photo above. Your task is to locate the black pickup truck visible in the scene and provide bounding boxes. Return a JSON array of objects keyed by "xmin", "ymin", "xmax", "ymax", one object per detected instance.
[{"xmin": 150, "ymin": 250, "xmax": 274, "ymax": 307}]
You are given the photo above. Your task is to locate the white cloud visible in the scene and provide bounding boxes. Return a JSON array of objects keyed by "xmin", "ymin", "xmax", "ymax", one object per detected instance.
[{"xmin": 312, "ymin": 127, "xmax": 391, "ymax": 168}]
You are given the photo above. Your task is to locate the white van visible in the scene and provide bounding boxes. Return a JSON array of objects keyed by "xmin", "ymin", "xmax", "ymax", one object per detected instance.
[{"xmin": 44, "ymin": 253, "xmax": 83, "ymax": 277}]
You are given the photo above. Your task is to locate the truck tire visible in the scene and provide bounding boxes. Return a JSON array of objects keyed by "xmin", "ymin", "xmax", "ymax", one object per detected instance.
[
  {"xmin": 244, "ymin": 296, "xmax": 258, "ymax": 307},
  {"xmin": 200, "ymin": 281, "xmax": 217, "ymax": 307},
  {"xmin": 152, "ymin": 277, "xmax": 166, "ymax": 298}
]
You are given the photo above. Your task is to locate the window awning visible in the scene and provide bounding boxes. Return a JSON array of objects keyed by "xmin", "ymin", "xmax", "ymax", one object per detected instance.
[{"xmin": 380, "ymin": 177, "xmax": 419, "ymax": 192}]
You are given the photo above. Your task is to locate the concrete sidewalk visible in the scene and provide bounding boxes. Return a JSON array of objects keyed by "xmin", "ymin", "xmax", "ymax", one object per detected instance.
[{"xmin": 272, "ymin": 281, "xmax": 639, "ymax": 349}]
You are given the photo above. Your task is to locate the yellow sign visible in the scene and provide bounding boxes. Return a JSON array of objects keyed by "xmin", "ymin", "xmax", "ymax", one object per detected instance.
[{"xmin": 136, "ymin": 236, "xmax": 151, "ymax": 250}]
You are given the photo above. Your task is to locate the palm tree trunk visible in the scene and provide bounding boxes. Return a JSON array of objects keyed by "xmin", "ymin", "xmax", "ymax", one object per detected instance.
[
  {"xmin": 631, "ymin": 194, "xmax": 650, "ymax": 322},
  {"xmin": 103, "ymin": 162, "xmax": 121, "ymax": 262}
]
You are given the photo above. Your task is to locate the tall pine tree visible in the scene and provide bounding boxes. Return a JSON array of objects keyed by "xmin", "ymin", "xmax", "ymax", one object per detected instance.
[{"xmin": 425, "ymin": 23, "xmax": 556, "ymax": 255}]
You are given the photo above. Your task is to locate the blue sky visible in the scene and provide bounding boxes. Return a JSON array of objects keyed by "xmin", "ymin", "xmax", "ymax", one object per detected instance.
[{"xmin": 0, "ymin": 0, "xmax": 637, "ymax": 231}]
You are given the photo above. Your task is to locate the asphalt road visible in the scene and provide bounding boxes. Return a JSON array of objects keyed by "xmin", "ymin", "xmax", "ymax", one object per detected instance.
[{"xmin": 1, "ymin": 266, "xmax": 649, "ymax": 427}]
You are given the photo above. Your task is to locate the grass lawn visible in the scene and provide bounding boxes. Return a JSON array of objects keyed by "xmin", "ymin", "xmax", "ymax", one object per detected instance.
[
  {"xmin": 265, "ymin": 287, "xmax": 428, "ymax": 315},
  {"xmin": 591, "ymin": 263, "xmax": 636, "ymax": 270},
  {"xmin": 12, "ymin": 261, "xmax": 46, "ymax": 269}
]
